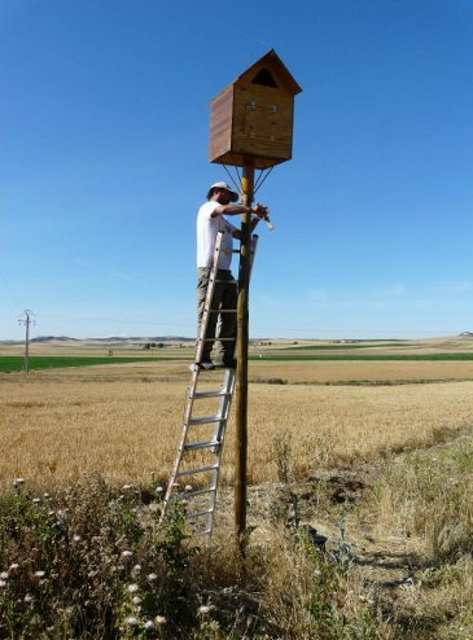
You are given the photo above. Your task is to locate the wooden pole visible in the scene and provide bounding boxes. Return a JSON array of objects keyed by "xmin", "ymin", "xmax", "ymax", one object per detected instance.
[{"xmin": 234, "ymin": 158, "xmax": 254, "ymax": 546}]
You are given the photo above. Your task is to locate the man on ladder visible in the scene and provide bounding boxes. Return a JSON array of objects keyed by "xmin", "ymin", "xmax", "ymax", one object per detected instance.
[{"xmin": 196, "ymin": 181, "xmax": 269, "ymax": 370}]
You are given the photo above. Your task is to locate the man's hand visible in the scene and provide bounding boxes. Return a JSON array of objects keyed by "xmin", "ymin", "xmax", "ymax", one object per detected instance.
[{"xmin": 252, "ymin": 203, "xmax": 269, "ymax": 219}]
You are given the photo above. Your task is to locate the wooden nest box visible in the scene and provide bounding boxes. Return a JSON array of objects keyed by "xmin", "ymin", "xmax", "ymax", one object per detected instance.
[{"xmin": 209, "ymin": 50, "xmax": 302, "ymax": 170}]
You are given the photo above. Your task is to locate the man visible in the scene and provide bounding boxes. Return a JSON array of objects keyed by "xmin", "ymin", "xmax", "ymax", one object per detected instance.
[{"xmin": 195, "ymin": 181, "xmax": 268, "ymax": 370}]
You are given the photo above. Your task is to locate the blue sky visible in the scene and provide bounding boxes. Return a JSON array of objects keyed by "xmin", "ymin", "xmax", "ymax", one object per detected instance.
[{"xmin": 1, "ymin": 0, "xmax": 472, "ymax": 340}]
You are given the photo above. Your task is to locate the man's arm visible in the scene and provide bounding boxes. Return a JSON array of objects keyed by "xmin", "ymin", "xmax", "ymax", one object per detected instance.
[
  {"xmin": 213, "ymin": 202, "xmax": 269, "ymax": 238},
  {"xmin": 211, "ymin": 203, "xmax": 268, "ymax": 218}
]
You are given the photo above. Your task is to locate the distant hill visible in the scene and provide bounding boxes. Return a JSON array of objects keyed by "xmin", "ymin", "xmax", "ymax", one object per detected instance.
[
  {"xmin": 458, "ymin": 332, "xmax": 473, "ymax": 337},
  {"xmin": 28, "ymin": 335, "xmax": 194, "ymax": 343},
  {"xmin": 31, "ymin": 336, "xmax": 79, "ymax": 343},
  {"xmin": 89, "ymin": 336, "xmax": 194, "ymax": 343}
]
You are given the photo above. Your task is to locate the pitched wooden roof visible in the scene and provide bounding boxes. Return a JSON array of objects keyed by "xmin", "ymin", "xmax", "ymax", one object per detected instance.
[{"xmin": 234, "ymin": 49, "xmax": 302, "ymax": 96}]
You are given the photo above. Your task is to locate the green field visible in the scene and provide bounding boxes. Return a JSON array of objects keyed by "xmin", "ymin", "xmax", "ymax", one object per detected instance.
[
  {"xmin": 0, "ymin": 356, "xmax": 183, "ymax": 372},
  {"xmin": 2, "ymin": 352, "xmax": 472, "ymax": 372}
]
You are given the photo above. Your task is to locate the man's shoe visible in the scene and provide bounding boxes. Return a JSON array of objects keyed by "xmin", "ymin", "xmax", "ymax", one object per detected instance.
[{"xmin": 195, "ymin": 361, "xmax": 215, "ymax": 371}]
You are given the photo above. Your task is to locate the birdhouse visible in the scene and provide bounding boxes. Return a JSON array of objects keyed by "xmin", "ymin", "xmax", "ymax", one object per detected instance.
[{"xmin": 209, "ymin": 49, "xmax": 302, "ymax": 170}]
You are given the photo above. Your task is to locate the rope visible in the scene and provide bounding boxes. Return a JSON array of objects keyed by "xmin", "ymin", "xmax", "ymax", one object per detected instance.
[
  {"xmin": 254, "ymin": 166, "xmax": 274, "ymax": 194},
  {"xmin": 222, "ymin": 162, "xmax": 274, "ymax": 198},
  {"xmin": 222, "ymin": 163, "xmax": 241, "ymax": 195}
]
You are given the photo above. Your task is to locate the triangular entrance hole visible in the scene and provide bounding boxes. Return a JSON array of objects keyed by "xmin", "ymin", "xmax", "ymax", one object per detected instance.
[{"xmin": 251, "ymin": 68, "xmax": 278, "ymax": 88}]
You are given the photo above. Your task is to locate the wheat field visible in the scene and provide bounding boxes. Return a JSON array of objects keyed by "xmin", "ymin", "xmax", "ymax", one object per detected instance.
[{"xmin": 2, "ymin": 359, "xmax": 471, "ymax": 490}]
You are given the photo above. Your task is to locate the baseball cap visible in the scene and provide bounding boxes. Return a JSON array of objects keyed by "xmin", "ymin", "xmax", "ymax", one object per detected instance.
[{"xmin": 207, "ymin": 181, "xmax": 239, "ymax": 202}]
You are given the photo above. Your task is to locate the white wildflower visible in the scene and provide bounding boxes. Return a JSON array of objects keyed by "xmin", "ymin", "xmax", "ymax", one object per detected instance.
[
  {"xmin": 73, "ymin": 534, "xmax": 82, "ymax": 542},
  {"xmin": 43, "ymin": 492, "xmax": 50, "ymax": 499},
  {"xmin": 9, "ymin": 564, "xmax": 19, "ymax": 571},
  {"xmin": 24, "ymin": 594, "xmax": 33, "ymax": 603},
  {"xmin": 34, "ymin": 571, "xmax": 46, "ymax": 578},
  {"xmin": 132, "ymin": 564, "xmax": 141, "ymax": 574},
  {"xmin": 198, "ymin": 605, "xmax": 213, "ymax": 615},
  {"xmin": 127, "ymin": 583, "xmax": 139, "ymax": 594},
  {"xmin": 124, "ymin": 616, "xmax": 138, "ymax": 626},
  {"xmin": 32, "ymin": 498, "xmax": 40, "ymax": 505},
  {"xmin": 154, "ymin": 615, "xmax": 167, "ymax": 625},
  {"xmin": 122, "ymin": 484, "xmax": 133, "ymax": 490},
  {"xmin": 0, "ymin": 572, "xmax": 8, "ymax": 580},
  {"xmin": 156, "ymin": 486, "xmax": 164, "ymax": 494},
  {"xmin": 132, "ymin": 595, "xmax": 142, "ymax": 605},
  {"xmin": 0, "ymin": 580, "xmax": 7, "ymax": 588},
  {"xmin": 184, "ymin": 484, "xmax": 193, "ymax": 492},
  {"xmin": 147, "ymin": 572, "xmax": 158, "ymax": 581},
  {"xmin": 14, "ymin": 477, "xmax": 25, "ymax": 486},
  {"xmin": 144, "ymin": 620, "xmax": 154, "ymax": 630},
  {"xmin": 121, "ymin": 550, "xmax": 133, "ymax": 558}
]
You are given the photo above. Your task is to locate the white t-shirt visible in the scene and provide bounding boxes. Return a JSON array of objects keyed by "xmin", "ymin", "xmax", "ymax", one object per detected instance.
[{"xmin": 196, "ymin": 201, "xmax": 237, "ymax": 270}]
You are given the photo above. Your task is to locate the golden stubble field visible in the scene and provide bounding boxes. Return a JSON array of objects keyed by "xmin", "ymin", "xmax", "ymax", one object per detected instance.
[{"xmin": 2, "ymin": 357, "xmax": 472, "ymax": 491}]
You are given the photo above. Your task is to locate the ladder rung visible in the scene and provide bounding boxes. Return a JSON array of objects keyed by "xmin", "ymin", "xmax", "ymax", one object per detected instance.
[
  {"xmin": 189, "ymin": 416, "xmax": 223, "ymax": 426},
  {"xmin": 186, "ymin": 508, "xmax": 213, "ymax": 520},
  {"xmin": 221, "ymin": 249, "xmax": 253, "ymax": 255},
  {"xmin": 215, "ymin": 279, "xmax": 237, "ymax": 284},
  {"xmin": 209, "ymin": 309, "xmax": 236, "ymax": 314},
  {"xmin": 199, "ymin": 336, "xmax": 234, "ymax": 342},
  {"xmin": 185, "ymin": 487, "xmax": 216, "ymax": 498},
  {"xmin": 193, "ymin": 390, "xmax": 231, "ymax": 399},
  {"xmin": 176, "ymin": 464, "xmax": 219, "ymax": 477},
  {"xmin": 184, "ymin": 440, "xmax": 219, "ymax": 451},
  {"xmin": 190, "ymin": 528, "xmax": 212, "ymax": 538}
]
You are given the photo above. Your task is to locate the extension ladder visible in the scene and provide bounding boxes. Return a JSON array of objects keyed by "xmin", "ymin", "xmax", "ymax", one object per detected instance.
[{"xmin": 161, "ymin": 230, "xmax": 258, "ymax": 544}]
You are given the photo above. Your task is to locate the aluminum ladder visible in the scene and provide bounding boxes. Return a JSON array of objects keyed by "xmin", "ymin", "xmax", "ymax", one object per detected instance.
[{"xmin": 161, "ymin": 230, "xmax": 258, "ymax": 544}]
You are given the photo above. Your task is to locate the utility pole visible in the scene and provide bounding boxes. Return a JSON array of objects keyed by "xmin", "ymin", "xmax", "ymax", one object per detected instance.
[{"xmin": 18, "ymin": 310, "xmax": 34, "ymax": 374}]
